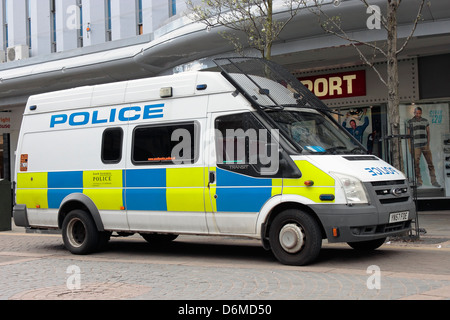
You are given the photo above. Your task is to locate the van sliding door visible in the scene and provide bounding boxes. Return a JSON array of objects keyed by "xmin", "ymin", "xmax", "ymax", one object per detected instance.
[{"xmin": 125, "ymin": 120, "xmax": 208, "ymax": 234}]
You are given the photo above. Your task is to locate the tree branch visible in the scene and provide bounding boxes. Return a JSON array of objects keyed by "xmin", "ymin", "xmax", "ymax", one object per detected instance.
[
  {"xmin": 304, "ymin": 1, "xmax": 388, "ymax": 58},
  {"xmin": 396, "ymin": 0, "xmax": 425, "ymax": 55}
]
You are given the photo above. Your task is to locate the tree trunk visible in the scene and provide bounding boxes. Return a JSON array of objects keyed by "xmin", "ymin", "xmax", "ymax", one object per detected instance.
[
  {"xmin": 386, "ymin": 0, "xmax": 403, "ymax": 171},
  {"xmin": 265, "ymin": 0, "xmax": 273, "ymax": 60}
]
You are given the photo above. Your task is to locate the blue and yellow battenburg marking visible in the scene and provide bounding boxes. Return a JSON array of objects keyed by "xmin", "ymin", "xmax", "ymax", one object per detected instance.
[{"xmin": 16, "ymin": 162, "xmax": 335, "ymax": 213}]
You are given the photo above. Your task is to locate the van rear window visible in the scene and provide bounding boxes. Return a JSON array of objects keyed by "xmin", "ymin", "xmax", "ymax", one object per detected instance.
[
  {"xmin": 102, "ymin": 128, "xmax": 123, "ymax": 164},
  {"xmin": 132, "ymin": 122, "xmax": 198, "ymax": 165}
]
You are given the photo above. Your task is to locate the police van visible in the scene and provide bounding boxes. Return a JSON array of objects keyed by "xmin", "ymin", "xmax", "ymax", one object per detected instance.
[{"xmin": 13, "ymin": 58, "xmax": 415, "ymax": 265}]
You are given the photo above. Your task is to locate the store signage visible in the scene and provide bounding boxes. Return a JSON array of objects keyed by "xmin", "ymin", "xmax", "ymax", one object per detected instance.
[
  {"xmin": 0, "ymin": 116, "xmax": 11, "ymax": 129},
  {"xmin": 298, "ymin": 70, "xmax": 366, "ymax": 100}
]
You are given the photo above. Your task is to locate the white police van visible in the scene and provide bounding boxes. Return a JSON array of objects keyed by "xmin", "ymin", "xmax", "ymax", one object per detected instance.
[{"xmin": 13, "ymin": 58, "xmax": 415, "ymax": 265}]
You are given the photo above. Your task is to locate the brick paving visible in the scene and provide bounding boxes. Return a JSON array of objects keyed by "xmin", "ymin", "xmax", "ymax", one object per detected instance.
[
  {"xmin": 0, "ymin": 212, "xmax": 449, "ymax": 300},
  {"xmin": 1, "ymin": 252, "xmax": 449, "ymax": 300}
]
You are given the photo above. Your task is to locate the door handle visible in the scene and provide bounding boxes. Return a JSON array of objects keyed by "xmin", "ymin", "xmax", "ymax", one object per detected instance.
[{"xmin": 208, "ymin": 171, "xmax": 216, "ymax": 185}]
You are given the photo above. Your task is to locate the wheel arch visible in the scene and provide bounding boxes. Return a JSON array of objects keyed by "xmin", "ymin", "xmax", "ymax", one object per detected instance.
[
  {"xmin": 260, "ymin": 201, "xmax": 326, "ymax": 250},
  {"xmin": 58, "ymin": 193, "xmax": 105, "ymax": 232}
]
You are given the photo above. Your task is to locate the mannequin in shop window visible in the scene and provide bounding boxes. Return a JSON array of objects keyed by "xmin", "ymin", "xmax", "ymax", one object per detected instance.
[
  {"xmin": 407, "ymin": 107, "xmax": 441, "ymax": 188},
  {"xmin": 343, "ymin": 112, "xmax": 369, "ymax": 144}
]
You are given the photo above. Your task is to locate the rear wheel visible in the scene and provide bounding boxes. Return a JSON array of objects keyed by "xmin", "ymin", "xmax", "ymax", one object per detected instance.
[
  {"xmin": 62, "ymin": 210, "xmax": 100, "ymax": 255},
  {"xmin": 269, "ymin": 209, "xmax": 322, "ymax": 266}
]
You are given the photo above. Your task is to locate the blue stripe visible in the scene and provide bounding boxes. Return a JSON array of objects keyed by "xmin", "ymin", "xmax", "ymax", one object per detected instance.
[
  {"xmin": 216, "ymin": 187, "xmax": 271, "ymax": 212},
  {"xmin": 125, "ymin": 169, "xmax": 167, "ymax": 211},
  {"xmin": 216, "ymin": 168, "xmax": 272, "ymax": 187},
  {"xmin": 48, "ymin": 189, "xmax": 83, "ymax": 209},
  {"xmin": 125, "ymin": 169, "xmax": 166, "ymax": 188},
  {"xmin": 48, "ymin": 171, "xmax": 83, "ymax": 188},
  {"xmin": 125, "ymin": 189, "xmax": 167, "ymax": 211}
]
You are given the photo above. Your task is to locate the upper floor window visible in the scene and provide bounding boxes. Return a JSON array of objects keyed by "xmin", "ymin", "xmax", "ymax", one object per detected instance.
[
  {"xmin": 137, "ymin": 0, "xmax": 143, "ymax": 35},
  {"xmin": 105, "ymin": 0, "xmax": 111, "ymax": 41},
  {"xmin": 169, "ymin": 0, "xmax": 176, "ymax": 17}
]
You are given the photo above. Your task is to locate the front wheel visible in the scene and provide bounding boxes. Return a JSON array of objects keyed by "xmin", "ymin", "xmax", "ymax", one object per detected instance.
[
  {"xmin": 269, "ymin": 209, "xmax": 322, "ymax": 266},
  {"xmin": 62, "ymin": 210, "xmax": 100, "ymax": 255}
]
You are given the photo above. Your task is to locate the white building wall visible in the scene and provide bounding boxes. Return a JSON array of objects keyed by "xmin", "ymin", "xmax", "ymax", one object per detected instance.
[
  {"xmin": 83, "ymin": 0, "xmax": 107, "ymax": 46},
  {"xmin": 6, "ymin": 0, "xmax": 27, "ymax": 47},
  {"xmin": 110, "ymin": 0, "xmax": 137, "ymax": 41},
  {"xmin": 0, "ymin": 0, "xmax": 186, "ymax": 58},
  {"xmin": 55, "ymin": 0, "xmax": 79, "ymax": 52},
  {"xmin": 29, "ymin": 0, "xmax": 52, "ymax": 56},
  {"xmin": 0, "ymin": 2, "xmax": 5, "ymax": 54},
  {"xmin": 142, "ymin": 0, "xmax": 168, "ymax": 34}
]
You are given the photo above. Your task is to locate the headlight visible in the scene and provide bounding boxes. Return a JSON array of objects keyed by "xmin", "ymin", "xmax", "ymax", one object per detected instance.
[{"xmin": 332, "ymin": 172, "xmax": 368, "ymax": 205}]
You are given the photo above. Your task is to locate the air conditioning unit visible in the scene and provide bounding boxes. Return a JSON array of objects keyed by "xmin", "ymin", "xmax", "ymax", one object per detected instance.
[{"xmin": 7, "ymin": 45, "xmax": 29, "ymax": 62}]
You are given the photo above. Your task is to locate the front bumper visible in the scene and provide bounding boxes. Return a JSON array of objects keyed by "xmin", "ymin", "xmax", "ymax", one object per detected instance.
[{"xmin": 311, "ymin": 195, "xmax": 416, "ymax": 243}]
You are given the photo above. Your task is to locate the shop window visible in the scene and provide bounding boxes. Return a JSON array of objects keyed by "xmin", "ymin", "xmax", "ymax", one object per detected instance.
[
  {"xmin": 132, "ymin": 122, "xmax": 198, "ymax": 165},
  {"xmin": 400, "ymin": 103, "xmax": 449, "ymax": 193},
  {"xmin": 102, "ymin": 128, "xmax": 123, "ymax": 164}
]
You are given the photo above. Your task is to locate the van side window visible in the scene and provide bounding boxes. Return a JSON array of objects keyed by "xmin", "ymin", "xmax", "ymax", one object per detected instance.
[
  {"xmin": 102, "ymin": 128, "xmax": 123, "ymax": 164},
  {"xmin": 215, "ymin": 112, "xmax": 279, "ymax": 177},
  {"xmin": 132, "ymin": 122, "xmax": 198, "ymax": 165}
]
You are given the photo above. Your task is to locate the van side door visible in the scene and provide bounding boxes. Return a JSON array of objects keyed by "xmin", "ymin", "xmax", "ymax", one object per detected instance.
[
  {"xmin": 125, "ymin": 120, "xmax": 208, "ymax": 234},
  {"xmin": 205, "ymin": 111, "xmax": 282, "ymax": 235}
]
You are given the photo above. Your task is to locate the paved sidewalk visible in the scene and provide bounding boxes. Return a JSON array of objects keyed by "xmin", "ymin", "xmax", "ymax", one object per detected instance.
[
  {"xmin": 390, "ymin": 210, "xmax": 450, "ymax": 248},
  {"xmin": 0, "ymin": 210, "xmax": 449, "ymax": 301}
]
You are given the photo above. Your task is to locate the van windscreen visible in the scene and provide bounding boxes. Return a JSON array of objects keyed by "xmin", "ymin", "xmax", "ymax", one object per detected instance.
[{"xmin": 266, "ymin": 109, "xmax": 365, "ymax": 155}]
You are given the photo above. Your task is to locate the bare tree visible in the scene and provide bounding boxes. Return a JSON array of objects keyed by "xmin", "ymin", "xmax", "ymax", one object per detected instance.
[
  {"xmin": 185, "ymin": 0, "xmax": 303, "ymax": 60},
  {"xmin": 301, "ymin": 0, "xmax": 426, "ymax": 170}
]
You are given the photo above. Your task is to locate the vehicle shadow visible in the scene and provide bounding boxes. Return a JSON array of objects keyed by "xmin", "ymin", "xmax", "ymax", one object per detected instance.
[
  {"xmin": 97, "ymin": 236, "xmax": 399, "ymax": 268},
  {"xmin": 32, "ymin": 234, "xmax": 401, "ymax": 268}
]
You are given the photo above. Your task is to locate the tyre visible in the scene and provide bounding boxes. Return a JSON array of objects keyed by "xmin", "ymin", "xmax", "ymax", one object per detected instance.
[
  {"xmin": 347, "ymin": 237, "xmax": 386, "ymax": 251},
  {"xmin": 62, "ymin": 210, "xmax": 100, "ymax": 255},
  {"xmin": 269, "ymin": 209, "xmax": 322, "ymax": 266},
  {"xmin": 140, "ymin": 233, "xmax": 178, "ymax": 243},
  {"xmin": 97, "ymin": 231, "xmax": 111, "ymax": 251}
]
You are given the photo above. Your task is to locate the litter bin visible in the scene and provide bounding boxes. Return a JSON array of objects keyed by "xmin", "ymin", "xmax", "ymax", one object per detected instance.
[{"xmin": 0, "ymin": 179, "xmax": 12, "ymax": 231}]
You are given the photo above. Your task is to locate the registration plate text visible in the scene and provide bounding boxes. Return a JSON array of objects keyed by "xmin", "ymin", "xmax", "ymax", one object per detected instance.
[{"xmin": 389, "ymin": 211, "xmax": 409, "ymax": 223}]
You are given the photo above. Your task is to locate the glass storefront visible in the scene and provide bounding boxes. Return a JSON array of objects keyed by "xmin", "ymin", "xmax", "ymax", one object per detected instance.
[
  {"xmin": 400, "ymin": 102, "xmax": 450, "ymax": 198},
  {"xmin": 295, "ymin": 54, "xmax": 450, "ymax": 200},
  {"xmin": 332, "ymin": 105, "xmax": 386, "ymax": 159}
]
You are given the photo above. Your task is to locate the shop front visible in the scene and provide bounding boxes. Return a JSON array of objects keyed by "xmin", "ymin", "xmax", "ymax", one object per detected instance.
[
  {"xmin": 0, "ymin": 107, "xmax": 23, "ymax": 182},
  {"xmin": 294, "ymin": 54, "xmax": 450, "ymax": 200}
]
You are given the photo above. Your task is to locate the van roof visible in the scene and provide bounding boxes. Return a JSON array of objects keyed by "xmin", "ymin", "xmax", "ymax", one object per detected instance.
[{"xmin": 25, "ymin": 71, "xmax": 235, "ymax": 114}]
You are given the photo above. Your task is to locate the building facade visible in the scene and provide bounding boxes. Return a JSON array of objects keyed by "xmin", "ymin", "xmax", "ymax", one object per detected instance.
[{"xmin": 0, "ymin": 0, "xmax": 449, "ymax": 200}]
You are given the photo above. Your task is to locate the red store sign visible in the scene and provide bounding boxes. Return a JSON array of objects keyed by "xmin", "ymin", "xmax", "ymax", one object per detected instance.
[{"xmin": 298, "ymin": 70, "xmax": 366, "ymax": 100}]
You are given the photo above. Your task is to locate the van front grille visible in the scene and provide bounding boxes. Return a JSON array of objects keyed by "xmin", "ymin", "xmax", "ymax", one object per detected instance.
[{"xmin": 369, "ymin": 180, "xmax": 411, "ymax": 204}]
